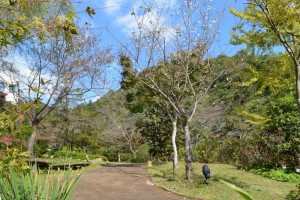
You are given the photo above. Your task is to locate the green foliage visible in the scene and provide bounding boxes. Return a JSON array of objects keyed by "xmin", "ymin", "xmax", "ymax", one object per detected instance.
[
  {"xmin": 0, "ymin": 111, "xmax": 31, "ymax": 144},
  {"xmin": 53, "ymin": 151, "xmax": 104, "ymax": 161},
  {"xmin": 104, "ymin": 152, "xmax": 118, "ymax": 162},
  {"xmin": 218, "ymin": 133, "xmax": 298, "ymax": 170},
  {"xmin": 211, "ymin": 52, "xmax": 300, "ymax": 169},
  {"xmin": 250, "ymin": 168, "xmax": 300, "ymax": 183},
  {"xmin": 0, "ymin": 148, "xmax": 30, "ymax": 172},
  {"xmin": 120, "ymin": 153, "xmax": 133, "ymax": 162},
  {"xmin": 136, "ymin": 108, "xmax": 173, "ymax": 160},
  {"xmin": 99, "ymin": 155, "xmax": 108, "ymax": 162},
  {"xmin": 287, "ymin": 184, "xmax": 300, "ymax": 200},
  {"xmin": 148, "ymin": 162, "xmax": 294, "ymax": 200},
  {"xmin": 192, "ymin": 135, "xmax": 220, "ymax": 163},
  {"xmin": 0, "ymin": 168, "xmax": 83, "ymax": 200},
  {"xmin": 263, "ymin": 96, "xmax": 300, "ymax": 168},
  {"xmin": 219, "ymin": 179, "xmax": 254, "ymax": 200},
  {"xmin": 0, "ymin": 112, "xmax": 15, "ymax": 135},
  {"xmin": 0, "ymin": 0, "xmax": 78, "ymax": 46},
  {"xmin": 213, "ymin": 132, "xmax": 297, "ymax": 170},
  {"xmin": 103, "ymin": 152, "xmax": 131, "ymax": 162},
  {"xmin": 132, "ymin": 144, "xmax": 150, "ymax": 163},
  {"xmin": 34, "ymin": 143, "xmax": 49, "ymax": 157},
  {"xmin": 103, "ymin": 145, "xmax": 149, "ymax": 163},
  {"xmin": 230, "ymin": 0, "xmax": 300, "ymax": 53},
  {"xmin": 119, "ymin": 55, "xmax": 137, "ymax": 90}
]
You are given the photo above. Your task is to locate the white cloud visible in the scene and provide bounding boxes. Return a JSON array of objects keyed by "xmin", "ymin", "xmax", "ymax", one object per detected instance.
[
  {"xmin": 115, "ymin": 7, "xmax": 176, "ymax": 43},
  {"xmin": 104, "ymin": 0, "xmax": 126, "ymax": 15},
  {"xmin": 103, "ymin": 0, "xmax": 177, "ymax": 35},
  {"xmin": 2, "ymin": 54, "xmax": 56, "ymax": 102},
  {"xmin": 115, "ymin": 13, "xmax": 138, "ymax": 33}
]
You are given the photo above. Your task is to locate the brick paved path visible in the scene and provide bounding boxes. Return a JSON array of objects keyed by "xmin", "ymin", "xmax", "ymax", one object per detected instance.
[{"xmin": 72, "ymin": 164, "xmax": 187, "ymax": 200}]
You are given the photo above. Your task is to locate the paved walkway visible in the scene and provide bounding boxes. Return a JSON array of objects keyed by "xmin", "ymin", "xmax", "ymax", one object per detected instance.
[{"xmin": 72, "ymin": 163, "xmax": 187, "ymax": 200}]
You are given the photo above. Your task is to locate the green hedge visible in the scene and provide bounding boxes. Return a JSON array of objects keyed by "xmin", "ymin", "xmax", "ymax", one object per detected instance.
[{"xmin": 53, "ymin": 151, "xmax": 107, "ymax": 161}]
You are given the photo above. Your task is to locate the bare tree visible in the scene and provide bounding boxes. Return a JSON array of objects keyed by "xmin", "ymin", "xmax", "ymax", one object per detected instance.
[
  {"xmin": 98, "ymin": 90, "xmax": 142, "ymax": 159},
  {"xmin": 111, "ymin": 0, "xmax": 223, "ymax": 180},
  {"xmin": 2, "ymin": 31, "xmax": 112, "ymax": 157}
]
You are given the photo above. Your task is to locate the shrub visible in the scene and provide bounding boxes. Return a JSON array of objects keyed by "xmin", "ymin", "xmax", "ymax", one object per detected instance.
[
  {"xmin": 98, "ymin": 155, "xmax": 108, "ymax": 162},
  {"xmin": 250, "ymin": 168, "xmax": 300, "ymax": 183},
  {"xmin": 105, "ymin": 153, "xmax": 133, "ymax": 162},
  {"xmin": 53, "ymin": 151, "xmax": 105, "ymax": 161},
  {"xmin": 192, "ymin": 137, "xmax": 219, "ymax": 163},
  {"xmin": 0, "ymin": 168, "xmax": 82, "ymax": 200},
  {"xmin": 120, "ymin": 153, "xmax": 133, "ymax": 162},
  {"xmin": 0, "ymin": 148, "xmax": 30, "ymax": 172},
  {"xmin": 217, "ymin": 135, "xmax": 282, "ymax": 170},
  {"xmin": 286, "ymin": 184, "xmax": 300, "ymax": 200},
  {"xmin": 34, "ymin": 144, "xmax": 48, "ymax": 158},
  {"xmin": 132, "ymin": 144, "xmax": 150, "ymax": 163},
  {"xmin": 231, "ymin": 137, "xmax": 263, "ymax": 169},
  {"xmin": 104, "ymin": 152, "xmax": 118, "ymax": 162}
]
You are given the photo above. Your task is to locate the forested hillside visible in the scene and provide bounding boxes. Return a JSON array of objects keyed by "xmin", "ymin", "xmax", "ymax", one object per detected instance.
[{"xmin": 33, "ymin": 51, "xmax": 298, "ymax": 171}]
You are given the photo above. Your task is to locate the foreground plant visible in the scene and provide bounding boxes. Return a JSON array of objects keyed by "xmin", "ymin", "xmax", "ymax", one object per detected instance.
[
  {"xmin": 219, "ymin": 179, "xmax": 254, "ymax": 200},
  {"xmin": 0, "ymin": 168, "xmax": 83, "ymax": 200}
]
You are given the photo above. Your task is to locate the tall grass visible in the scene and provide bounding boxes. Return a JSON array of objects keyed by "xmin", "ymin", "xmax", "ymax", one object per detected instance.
[{"xmin": 0, "ymin": 168, "xmax": 83, "ymax": 200}]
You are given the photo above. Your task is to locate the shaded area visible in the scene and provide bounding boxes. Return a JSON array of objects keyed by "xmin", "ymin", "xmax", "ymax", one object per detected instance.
[
  {"xmin": 72, "ymin": 163, "xmax": 187, "ymax": 200},
  {"xmin": 27, "ymin": 160, "xmax": 89, "ymax": 170}
]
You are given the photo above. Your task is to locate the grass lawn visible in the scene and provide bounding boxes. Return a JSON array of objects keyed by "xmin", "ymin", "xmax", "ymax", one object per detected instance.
[{"xmin": 147, "ymin": 162, "xmax": 297, "ymax": 200}]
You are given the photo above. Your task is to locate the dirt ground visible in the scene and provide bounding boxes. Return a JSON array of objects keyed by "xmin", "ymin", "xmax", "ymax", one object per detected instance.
[{"xmin": 72, "ymin": 163, "xmax": 187, "ymax": 200}]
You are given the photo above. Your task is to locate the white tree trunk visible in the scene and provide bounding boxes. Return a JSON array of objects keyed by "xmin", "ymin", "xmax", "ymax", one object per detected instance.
[
  {"xmin": 184, "ymin": 118, "xmax": 192, "ymax": 181},
  {"xmin": 172, "ymin": 119, "xmax": 178, "ymax": 169},
  {"xmin": 118, "ymin": 152, "xmax": 121, "ymax": 162}
]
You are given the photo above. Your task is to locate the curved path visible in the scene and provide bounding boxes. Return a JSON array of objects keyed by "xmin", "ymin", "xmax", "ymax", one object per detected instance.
[{"xmin": 72, "ymin": 163, "xmax": 187, "ymax": 200}]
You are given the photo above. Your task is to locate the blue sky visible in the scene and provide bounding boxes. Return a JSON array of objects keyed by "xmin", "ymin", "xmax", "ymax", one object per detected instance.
[
  {"xmin": 76, "ymin": 0, "xmax": 246, "ymax": 55},
  {"xmin": 74, "ymin": 0, "xmax": 247, "ymax": 101}
]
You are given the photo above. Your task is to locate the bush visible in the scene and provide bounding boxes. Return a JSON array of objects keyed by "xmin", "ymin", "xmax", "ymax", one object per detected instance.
[
  {"xmin": 132, "ymin": 144, "xmax": 150, "ymax": 163},
  {"xmin": 104, "ymin": 152, "xmax": 118, "ymax": 162},
  {"xmin": 98, "ymin": 155, "xmax": 108, "ymax": 162},
  {"xmin": 34, "ymin": 144, "xmax": 48, "ymax": 158},
  {"xmin": 0, "ymin": 148, "xmax": 30, "ymax": 172},
  {"xmin": 250, "ymin": 168, "xmax": 300, "ymax": 183},
  {"xmin": 53, "ymin": 151, "xmax": 105, "ymax": 161},
  {"xmin": 120, "ymin": 153, "xmax": 133, "ymax": 162},
  {"xmin": 287, "ymin": 184, "xmax": 300, "ymax": 200},
  {"xmin": 0, "ymin": 168, "xmax": 82, "ymax": 200},
  {"xmin": 217, "ymin": 137, "xmax": 263, "ymax": 169},
  {"xmin": 104, "ymin": 153, "xmax": 134, "ymax": 162},
  {"xmin": 192, "ymin": 137, "xmax": 219, "ymax": 163},
  {"xmin": 217, "ymin": 135, "xmax": 283, "ymax": 170}
]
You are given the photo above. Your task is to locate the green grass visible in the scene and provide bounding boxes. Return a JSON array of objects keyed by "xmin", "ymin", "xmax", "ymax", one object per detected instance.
[
  {"xmin": 147, "ymin": 162, "xmax": 296, "ymax": 200},
  {"xmin": 250, "ymin": 168, "xmax": 300, "ymax": 183}
]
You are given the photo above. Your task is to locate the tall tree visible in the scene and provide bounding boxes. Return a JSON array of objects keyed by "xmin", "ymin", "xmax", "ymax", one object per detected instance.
[
  {"xmin": 120, "ymin": 55, "xmax": 181, "ymax": 168},
  {"xmin": 3, "ymin": 31, "xmax": 111, "ymax": 157},
  {"xmin": 231, "ymin": 0, "xmax": 300, "ymax": 113},
  {"xmin": 114, "ymin": 0, "xmax": 223, "ymax": 180},
  {"xmin": 136, "ymin": 107, "xmax": 174, "ymax": 161},
  {"xmin": 96, "ymin": 90, "xmax": 142, "ymax": 159}
]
